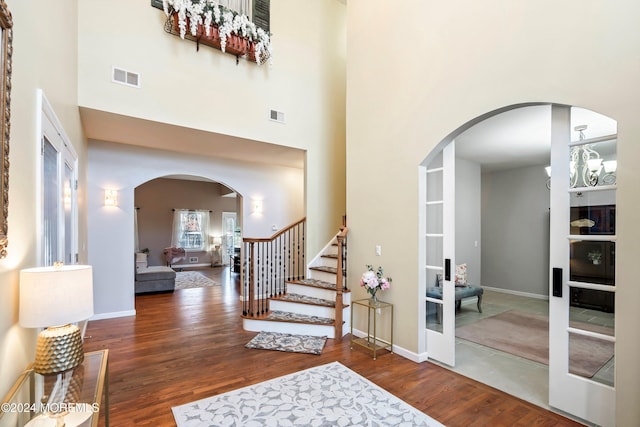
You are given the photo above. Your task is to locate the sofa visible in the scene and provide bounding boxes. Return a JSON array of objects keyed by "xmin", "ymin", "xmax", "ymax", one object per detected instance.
[{"xmin": 135, "ymin": 253, "xmax": 176, "ymax": 294}]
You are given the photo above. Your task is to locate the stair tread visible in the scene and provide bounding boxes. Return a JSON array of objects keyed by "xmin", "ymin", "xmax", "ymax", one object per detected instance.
[
  {"xmin": 274, "ymin": 293, "xmax": 335, "ymax": 307},
  {"xmin": 266, "ymin": 310, "xmax": 335, "ymax": 325},
  {"xmin": 288, "ymin": 278, "xmax": 350, "ymax": 292}
]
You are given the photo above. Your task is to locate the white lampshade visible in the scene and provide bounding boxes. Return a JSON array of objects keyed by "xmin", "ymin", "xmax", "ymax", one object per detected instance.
[
  {"xmin": 603, "ymin": 160, "xmax": 617, "ymax": 173},
  {"xmin": 19, "ymin": 265, "xmax": 94, "ymax": 328},
  {"xmin": 587, "ymin": 158, "xmax": 603, "ymax": 173}
]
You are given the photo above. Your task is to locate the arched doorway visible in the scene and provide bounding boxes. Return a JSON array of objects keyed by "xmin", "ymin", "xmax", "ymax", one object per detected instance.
[
  {"xmin": 134, "ymin": 175, "xmax": 242, "ymax": 269},
  {"xmin": 420, "ymin": 103, "xmax": 617, "ymax": 426}
]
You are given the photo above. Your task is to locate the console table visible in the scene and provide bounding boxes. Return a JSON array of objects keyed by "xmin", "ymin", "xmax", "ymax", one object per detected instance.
[
  {"xmin": 0, "ymin": 349, "xmax": 109, "ymax": 427},
  {"xmin": 350, "ymin": 299, "xmax": 393, "ymax": 360}
]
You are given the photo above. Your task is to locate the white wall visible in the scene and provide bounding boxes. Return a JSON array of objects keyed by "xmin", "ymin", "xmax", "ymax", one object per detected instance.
[
  {"xmin": 77, "ymin": 0, "xmax": 346, "ymax": 257},
  {"xmin": 455, "ymin": 157, "xmax": 481, "ymax": 286},
  {"xmin": 346, "ymin": 1, "xmax": 640, "ymax": 424},
  {"xmin": 481, "ymin": 166, "xmax": 550, "ymax": 296},
  {"xmin": 88, "ymin": 140, "xmax": 303, "ymax": 317}
]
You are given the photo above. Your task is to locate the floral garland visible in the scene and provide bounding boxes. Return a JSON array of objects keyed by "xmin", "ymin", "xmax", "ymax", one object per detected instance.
[{"xmin": 162, "ymin": 0, "xmax": 272, "ymax": 65}]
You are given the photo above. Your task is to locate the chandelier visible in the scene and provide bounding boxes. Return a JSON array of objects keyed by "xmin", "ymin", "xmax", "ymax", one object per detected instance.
[
  {"xmin": 546, "ymin": 125, "xmax": 617, "ymax": 189},
  {"xmin": 570, "ymin": 125, "xmax": 617, "ymax": 187}
]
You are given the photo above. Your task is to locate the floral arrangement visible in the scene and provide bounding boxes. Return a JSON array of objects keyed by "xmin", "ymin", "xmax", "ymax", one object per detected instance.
[
  {"xmin": 162, "ymin": 0, "xmax": 272, "ymax": 65},
  {"xmin": 359, "ymin": 265, "xmax": 392, "ymax": 300}
]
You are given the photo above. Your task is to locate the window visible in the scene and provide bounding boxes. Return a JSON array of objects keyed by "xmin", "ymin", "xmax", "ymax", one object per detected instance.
[
  {"xmin": 40, "ymin": 91, "xmax": 78, "ymax": 266},
  {"xmin": 172, "ymin": 210, "xmax": 210, "ymax": 252}
]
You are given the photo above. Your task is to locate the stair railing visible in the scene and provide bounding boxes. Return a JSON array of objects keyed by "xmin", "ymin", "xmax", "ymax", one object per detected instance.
[
  {"xmin": 334, "ymin": 224, "xmax": 348, "ymax": 341},
  {"xmin": 242, "ymin": 217, "xmax": 306, "ymax": 317}
]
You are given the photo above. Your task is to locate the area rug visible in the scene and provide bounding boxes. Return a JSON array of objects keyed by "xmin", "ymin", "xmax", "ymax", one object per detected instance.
[
  {"xmin": 172, "ymin": 361, "xmax": 444, "ymax": 427},
  {"xmin": 174, "ymin": 271, "xmax": 218, "ymax": 290},
  {"xmin": 455, "ymin": 310, "xmax": 614, "ymax": 377},
  {"xmin": 245, "ymin": 331, "xmax": 327, "ymax": 355}
]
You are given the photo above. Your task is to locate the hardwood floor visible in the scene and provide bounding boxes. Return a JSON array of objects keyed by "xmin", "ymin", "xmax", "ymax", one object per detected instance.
[{"xmin": 84, "ymin": 267, "xmax": 583, "ymax": 426}]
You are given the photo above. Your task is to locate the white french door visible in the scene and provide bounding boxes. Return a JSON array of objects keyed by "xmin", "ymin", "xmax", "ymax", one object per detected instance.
[
  {"xmin": 40, "ymin": 90, "xmax": 78, "ymax": 266},
  {"xmin": 421, "ymin": 141, "xmax": 456, "ymax": 366},
  {"xmin": 548, "ymin": 105, "xmax": 616, "ymax": 426}
]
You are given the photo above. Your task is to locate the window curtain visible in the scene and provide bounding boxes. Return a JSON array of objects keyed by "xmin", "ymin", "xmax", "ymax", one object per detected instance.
[{"xmin": 171, "ymin": 209, "xmax": 211, "ymax": 251}]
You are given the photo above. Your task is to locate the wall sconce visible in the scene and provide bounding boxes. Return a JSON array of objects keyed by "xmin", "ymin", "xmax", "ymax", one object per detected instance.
[
  {"xmin": 104, "ymin": 189, "xmax": 118, "ymax": 207},
  {"xmin": 252, "ymin": 199, "xmax": 263, "ymax": 215}
]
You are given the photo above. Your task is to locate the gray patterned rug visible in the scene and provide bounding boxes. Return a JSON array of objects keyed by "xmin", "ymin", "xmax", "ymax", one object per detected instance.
[
  {"xmin": 172, "ymin": 361, "xmax": 444, "ymax": 427},
  {"xmin": 245, "ymin": 331, "xmax": 327, "ymax": 355},
  {"xmin": 175, "ymin": 271, "xmax": 218, "ymax": 290}
]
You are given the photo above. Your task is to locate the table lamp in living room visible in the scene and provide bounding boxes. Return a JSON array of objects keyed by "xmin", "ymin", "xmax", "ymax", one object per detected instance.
[{"xmin": 19, "ymin": 264, "xmax": 94, "ymax": 375}]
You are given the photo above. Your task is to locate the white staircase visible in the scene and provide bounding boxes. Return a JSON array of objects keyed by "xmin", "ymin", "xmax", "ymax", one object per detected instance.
[{"xmin": 242, "ymin": 238, "xmax": 350, "ymax": 339}]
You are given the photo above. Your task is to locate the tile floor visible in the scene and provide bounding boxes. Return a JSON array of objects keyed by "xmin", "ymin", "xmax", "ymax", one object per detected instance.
[{"xmin": 447, "ymin": 289, "xmax": 614, "ymax": 413}]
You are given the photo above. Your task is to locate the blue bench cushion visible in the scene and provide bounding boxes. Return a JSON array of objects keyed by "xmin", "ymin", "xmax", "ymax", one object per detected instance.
[{"xmin": 426, "ymin": 284, "xmax": 483, "ymax": 313}]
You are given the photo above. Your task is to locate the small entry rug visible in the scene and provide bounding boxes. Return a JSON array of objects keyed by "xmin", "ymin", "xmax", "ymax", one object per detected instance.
[
  {"xmin": 172, "ymin": 361, "xmax": 444, "ymax": 427},
  {"xmin": 455, "ymin": 310, "xmax": 614, "ymax": 378},
  {"xmin": 245, "ymin": 331, "xmax": 327, "ymax": 355},
  {"xmin": 174, "ymin": 271, "xmax": 218, "ymax": 290}
]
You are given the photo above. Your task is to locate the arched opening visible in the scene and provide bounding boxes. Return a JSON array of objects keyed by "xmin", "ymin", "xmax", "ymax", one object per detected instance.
[{"xmin": 420, "ymin": 103, "xmax": 617, "ymax": 420}]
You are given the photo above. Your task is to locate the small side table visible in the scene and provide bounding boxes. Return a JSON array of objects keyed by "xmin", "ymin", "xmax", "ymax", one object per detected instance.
[
  {"xmin": 0, "ymin": 349, "xmax": 109, "ymax": 427},
  {"xmin": 350, "ymin": 298, "xmax": 393, "ymax": 360}
]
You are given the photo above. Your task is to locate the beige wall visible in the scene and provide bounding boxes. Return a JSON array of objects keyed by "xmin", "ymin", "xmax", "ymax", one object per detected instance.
[
  {"xmin": 77, "ymin": 0, "xmax": 346, "ymax": 256},
  {"xmin": 346, "ymin": 1, "xmax": 639, "ymax": 424},
  {"xmin": 0, "ymin": 0, "xmax": 86, "ymax": 399}
]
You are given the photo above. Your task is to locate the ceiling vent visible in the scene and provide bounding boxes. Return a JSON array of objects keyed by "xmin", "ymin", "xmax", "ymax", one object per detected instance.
[
  {"xmin": 112, "ymin": 67, "xmax": 140, "ymax": 88},
  {"xmin": 269, "ymin": 109, "xmax": 285, "ymax": 124}
]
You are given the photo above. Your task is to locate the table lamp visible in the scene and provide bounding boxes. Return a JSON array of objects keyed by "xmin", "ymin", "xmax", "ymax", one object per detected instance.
[{"xmin": 19, "ymin": 264, "xmax": 94, "ymax": 375}]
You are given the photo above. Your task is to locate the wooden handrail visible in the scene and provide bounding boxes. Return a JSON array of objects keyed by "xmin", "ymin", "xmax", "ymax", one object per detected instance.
[{"xmin": 243, "ymin": 217, "xmax": 306, "ymax": 243}]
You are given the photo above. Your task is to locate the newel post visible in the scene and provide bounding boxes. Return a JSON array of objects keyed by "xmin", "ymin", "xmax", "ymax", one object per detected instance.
[{"xmin": 334, "ymin": 230, "xmax": 346, "ymax": 341}]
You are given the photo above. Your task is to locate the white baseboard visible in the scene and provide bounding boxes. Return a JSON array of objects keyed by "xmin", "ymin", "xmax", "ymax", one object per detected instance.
[
  {"xmin": 90, "ymin": 309, "xmax": 136, "ymax": 320},
  {"xmin": 350, "ymin": 328, "xmax": 422, "ymax": 363}
]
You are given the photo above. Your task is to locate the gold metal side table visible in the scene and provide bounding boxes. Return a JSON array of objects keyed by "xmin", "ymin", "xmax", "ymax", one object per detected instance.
[
  {"xmin": 350, "ymin": 298, "xmax": 393, "ymax": 360},
  {"xmin": 0, "ymin": 349, "xmax": 109, "ymax": 427}
]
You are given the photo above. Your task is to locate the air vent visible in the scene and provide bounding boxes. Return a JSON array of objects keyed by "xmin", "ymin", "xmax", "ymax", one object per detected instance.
[
  {"xmin": 112, "ymin": 67, "xmax": 141, "ymax": 88},
  {"xmin": 269, "ymin": 109, "xmax": 285, "ymax": 123}
]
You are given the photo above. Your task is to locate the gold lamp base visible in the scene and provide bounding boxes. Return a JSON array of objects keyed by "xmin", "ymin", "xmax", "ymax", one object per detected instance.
[{"xmin": 34, "ymin": 324, "xmax": 84, "ymax": 375}]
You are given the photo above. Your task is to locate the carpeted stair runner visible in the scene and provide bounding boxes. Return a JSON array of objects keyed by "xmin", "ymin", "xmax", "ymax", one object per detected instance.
[
  {"xmin": 266, "ymin": 310, "xmax": 334, "ymax": 325},
  {"xmin": 275, "ymin": 293, "xmax": 335, "ymax": 307}
]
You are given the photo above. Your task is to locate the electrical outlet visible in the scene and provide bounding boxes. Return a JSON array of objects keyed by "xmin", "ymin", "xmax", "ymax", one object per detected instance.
[{"xmin": 375, "ymin": 245, "xmax": 382, "ymax": 256}]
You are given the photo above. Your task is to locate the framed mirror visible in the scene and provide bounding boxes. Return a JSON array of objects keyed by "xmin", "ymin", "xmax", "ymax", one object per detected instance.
[{"xmin": 0, "ymin": 1, "xmax": 12, "ymax": 259}]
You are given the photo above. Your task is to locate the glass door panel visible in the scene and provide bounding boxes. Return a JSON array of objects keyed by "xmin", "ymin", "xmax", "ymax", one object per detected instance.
[
  {"xmin": 423, "ymin": 144, "xmax": 455, "ymax": 366},
  {"xmin": 549, "ymin": 105, "xmax": 616, "ymax": 426}
]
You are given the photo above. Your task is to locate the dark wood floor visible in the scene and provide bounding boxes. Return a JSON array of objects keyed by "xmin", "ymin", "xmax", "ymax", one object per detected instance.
[{"xmin": 83, "ymin": 267, "xmax": 583, "ymax": 426}]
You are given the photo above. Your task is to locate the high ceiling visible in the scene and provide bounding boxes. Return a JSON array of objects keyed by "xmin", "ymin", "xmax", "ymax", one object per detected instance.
[
  {"xmin": 81, "ymin": 105, "xmax": 617, "ymax": 176},
  {"xmin": 456, "ymin": 105, "xmax": 617, "ymax": 172},
  {"xmin": 80, "ymin": 108, "xmax": 306, "ymax": 170}
]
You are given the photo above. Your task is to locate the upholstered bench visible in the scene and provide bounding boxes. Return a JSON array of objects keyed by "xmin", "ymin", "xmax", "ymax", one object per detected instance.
[
  {"xmin": 426, "ymin": 284, "xmax": 484, "ymax": 313},
  {"xmin": 135, "ymin": 266, "xmax": 176, "ymax": 294}
]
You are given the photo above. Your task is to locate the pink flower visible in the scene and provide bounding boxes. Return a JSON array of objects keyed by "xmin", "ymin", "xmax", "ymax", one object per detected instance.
[{"xmin": 360, "ymin": 265, "xmax": 392, "ymax": 293}]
